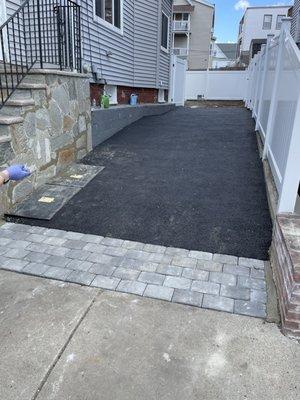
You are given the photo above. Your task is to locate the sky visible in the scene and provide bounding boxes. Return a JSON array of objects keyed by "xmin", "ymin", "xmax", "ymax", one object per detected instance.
[{"xmin": 213, "ymin": 0, "xmax": 292, "ymax": 43}]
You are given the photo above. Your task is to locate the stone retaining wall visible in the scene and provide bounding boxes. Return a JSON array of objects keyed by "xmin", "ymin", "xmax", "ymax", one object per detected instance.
[{"xmin": 0, "ymin": 71, "xmax": 91, "ymax": 216}]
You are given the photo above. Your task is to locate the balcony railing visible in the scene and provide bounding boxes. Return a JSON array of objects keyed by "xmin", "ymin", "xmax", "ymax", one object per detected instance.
[
  {"xmin": 173, "ymin": 21, "xmax": 190, "ymax": 32},
  {"xmin": 173, "ymin": 48, "xmax": 188, "ymax": 57}
]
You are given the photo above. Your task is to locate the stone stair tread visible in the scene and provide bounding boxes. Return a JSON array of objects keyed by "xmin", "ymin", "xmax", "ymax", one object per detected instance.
[
  {"xmin": 7, "ymin": 83, "xmax": 47, "ymax": 90},
  {"xmin": 5, "ymin": 98, "xmax": 35, "ymax": 107},
  {"xmin": 0, "ymin": 133, "xmax": 11, "ymax": 143},
  {"xmin": 0, "ymin": 115, "xmax": 24, "ymax": 125}
]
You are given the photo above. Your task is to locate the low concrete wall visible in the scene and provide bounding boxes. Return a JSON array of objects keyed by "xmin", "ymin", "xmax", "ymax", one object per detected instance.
[{"xmin": 91, "ymin": 103, "xmax": 175, "ymax": 147}]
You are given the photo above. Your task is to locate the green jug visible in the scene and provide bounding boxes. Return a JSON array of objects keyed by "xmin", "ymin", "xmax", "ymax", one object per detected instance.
[{"xmin": 101, "ymin": 94, "xmax": 110, "ymax": 109}]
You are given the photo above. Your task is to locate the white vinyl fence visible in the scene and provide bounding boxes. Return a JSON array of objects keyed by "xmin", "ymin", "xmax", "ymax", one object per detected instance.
[
  {"xmin": 246, "ymin": 18, "xmax": 300, "ymax": 213},
  {"xmin": 186, "ymin": 70, "xmax": 247, "ymax": 100}
]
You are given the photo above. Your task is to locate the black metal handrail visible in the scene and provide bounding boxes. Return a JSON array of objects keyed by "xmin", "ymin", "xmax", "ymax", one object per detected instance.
[{"xmin": 0, "ymin": 0, "xmax": 82, "ymax": 109}]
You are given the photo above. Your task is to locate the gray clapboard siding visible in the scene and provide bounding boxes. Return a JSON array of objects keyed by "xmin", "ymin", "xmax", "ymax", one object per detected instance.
[
  {"xmin": 291, "ymin": 0, "xmax": 300, "ymax": 42},
  {"xmin": 159, "ymin": 0, "xmax": 172, "ymax": 87}
]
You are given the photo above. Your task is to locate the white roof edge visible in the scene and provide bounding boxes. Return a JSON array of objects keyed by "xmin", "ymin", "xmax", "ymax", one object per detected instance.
[
  {"xmin": 245, "ymin": 5, "xmax": 291, "ymax": 10},
  {"xmin": 192, "ymin": 0, "xmax": 215, "ymax": 9}
]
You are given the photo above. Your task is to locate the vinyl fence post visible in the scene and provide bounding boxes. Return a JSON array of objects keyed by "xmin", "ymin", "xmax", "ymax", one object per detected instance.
[
  {"xmin": 262, "ymin": 24, "xmax": 286, "ymax": 159},
  {"xmin": 252, "ymin": 52, "xmax": 263, "ymax": 117},
  {"xmin": 255, "ymin": 34, "xmax": 274, "ymax": 132}
]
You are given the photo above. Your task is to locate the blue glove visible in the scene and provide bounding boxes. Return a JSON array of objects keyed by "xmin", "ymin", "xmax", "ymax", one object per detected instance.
[{"xmin": 7, "ymin": 165, "xmax": 31, "ymax": 181}]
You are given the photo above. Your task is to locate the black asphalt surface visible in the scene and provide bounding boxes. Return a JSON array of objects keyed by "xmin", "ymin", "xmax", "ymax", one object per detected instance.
[{"xmin": 14, "ymin": 107, "xmax": 273, "ymax": 260}]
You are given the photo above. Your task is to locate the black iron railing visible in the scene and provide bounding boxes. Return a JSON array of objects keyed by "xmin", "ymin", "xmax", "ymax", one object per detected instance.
[{"xmin": 0, "ymin": 0, "xmax": 82, "ymax": 109}]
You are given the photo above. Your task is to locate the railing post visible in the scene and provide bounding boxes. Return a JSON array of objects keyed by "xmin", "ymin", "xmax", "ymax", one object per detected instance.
[
  {"xmin": 36, "ymin": 0, "xmax": 43, "ymax": 69},
  {"xmin": 262, "ymin": 19, "xmax": 291, "ymax": 159},
  {"xmin": 255, "ymin": 34, "xmax": 274, "ymax": 132},
  {"xmin": 252, "ymin": 52, "xmax": 263, "ymax": 117},
  {"xmin": 277, "ymin": 95, "xmax": 300, "ymax": 213}
]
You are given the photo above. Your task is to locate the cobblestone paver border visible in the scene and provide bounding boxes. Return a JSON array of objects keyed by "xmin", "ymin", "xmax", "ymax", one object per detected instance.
[{"xmin": 0, "ymin": 223, "xmax": 268, "ymax": 318}]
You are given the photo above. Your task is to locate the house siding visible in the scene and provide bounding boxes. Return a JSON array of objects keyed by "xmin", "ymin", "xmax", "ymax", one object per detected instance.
[
  {"xmin": 291, "ymin": 0, "xmax": 300, "ymax": 42},
  {"xmin": 5, "ymin": 0, "xmax": 22, "ymax": 18},
  {"xmin": 159, "ymin": 0, "xmax": 172, "ymax": 87}
]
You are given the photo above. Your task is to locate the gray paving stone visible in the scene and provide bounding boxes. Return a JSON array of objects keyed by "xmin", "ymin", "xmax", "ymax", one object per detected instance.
[
  {"xmin": 24, "ymin": 252, "xmax": 50, "ymax": 263},
  {"xmin": 91, "ymin": 275, "xmax": 120, "ymax": 290},
  {"xmin": 45, "ymin": 255, "xmax": 70, "ymax": 268},
  {"xmin": 213, "ymin": 253, "xmax": 238, "ymax": 265},
  {"xmin": 182, "ymin": 268, "xmax": 209, "ymax": 281},
  {"xmin": 238, "ymin": 257, "xmax": 265, "ymax": 269},
  {"xmin": 143, "ymin": 284, "xmax": 174, "ymax": 301},
  {"xmin": 65, "ymin": 249, "xmax": 90, "ymax": 261},
  {"xmin": 172, "ymin": 289, "xmax": 203, "ymax": 307},
  {"xmin": 220, "ymin": 285, "xmax": 250, "ymax": 301},
  {"xmin": 188, "ymin": 250, "xmax": 213, "ymax": 261},
  {"xmin": 65, "ymin": 231, "xmax": 84, "ymax": 240},
  {"xmin": 250, "ymin": 268, "xmax": 265, "ymax": 280},
  {"xmin": 43, "ymin": 267, "xmax": 72, "ymax": 281},
  {"xmin": 63, "ymin": 240, "xmax": 86, "ymax": 250},
  {"xmin": 164, "ymin": 276, "xmax": 191, "ymax": 290},
  {"xmin": 0, "ymin": 246, "xmax": 8, "ymax": 256},
  {"xmin": 122, "ymin": 240, "xmax": 145, "ymax": 250},
  {"xmin": 26, "ymin": 226, "xmax": 48, "ymax": 235},
  {"xmin": 0, "ymin": 238, "xmax": 12, "ymax": 247},
  {"xmin": 3, "ymin": 223, "xmax": 31, "ymax": 232},
  {"xmin": 125, "ymin": 250, "xmax": 151, "ymax": 262},
  {"xmin": 83, "ymin": 243, "xmax": 106, "ymax": 254},
  {"xmin": 1, "ymin": 258, "xmax": 29, "ymax": 271},
  {"xmin": 202, "ymin": 294, "xmax": 234, "ymax": 313},
  {"xmin": 143, "ymin": 244, "xmax": 166, "ymax": 254},
  {"xmin": 223, "ymin": 263, "xmax": 250, "ymax": 277},
  {"xmin": 196, "ymin": 260, "xmax": 223, "ymax": 272},
  {"xmin": 88, "ymin": 263, "xmax": 116, "ymax": 276},
  {"xmin": 80, "ymin": 234, "xmax": 104, "ymax": 244},
  {"xmin": 165, "ymin": 247, "xmax": 189, "ymax": 257},
  {"xmin": 6, "ymin": 240, "xmax": 30, "ymax": 249},
  {"xmin": 27, "ymin": 243, "xmax": 51, "ymax": 254},
  {"xmin": 26, "ymin": 233, "xmax": 46, "ymax": 243},
  {"xmin": 43, "ymin": 236, "xmax": 66, "ymax": 247},
  {"xmin": 147, "ymin": 253, "xmax": 173, "ymax": 264},
  {"xmin": 234, "ymin": 300, "xmax": 266, "ymax": 318},
  {"xmin": 101, "ymin": 237, "xmax": 124, "ymax": 247},
  {"xmin": 45, "ymin": 246, "xmax": 69, "ymax": 257},
  {"xmin": 66, "ymin": 259, "xmax": 93, "ymax": 272},
  {"xmin": 210, "ymin": 271, "xmax": 236, "ymax": 286},
  {"xmin": 113, "ymin": 267, "xmax": 140, "ymax": 281},
  {"xmin": 23, "ymin": 262, "xmax": 50, "ymax": 275},
  {"xmin": 87, "ymin": 253, "xmax": 118, "ymax": 265},
  {"xmin": 171, "ymin": 256, "xmax": 197, "ymax": 268},
  {"xmin": 43, "ymin": 228, "xmax": 67, "ymax": 238},
  {"xmin": 0, "ymin": 230, "xmax": 29, "ymax": 240},
  {"xmin": 117, "ymin": 280, "xmax": 146, "ymax": 296},
  {"xmin": 66, "ymin": 270, "xmax": 96, "ymax": 286},
  {"xmin": 4, "ymin": 248, "xmax": 30, "ymax": 259},
  {"xmin": 238, "ymin": 276, "xmax": 266, "ymax": 291},
  {"xmin": 156, "ymin": 264, "xmax": 182, "ymax": 277},
  {"xmin": 191, "ymin": 280, "xmax": 220, "ymax": 295},
  {"xmin": 0, "ymin": 222, "xmax": 14, "ymax": 230},
  {"xmin": 138, "ymin": 271, "xmax": 165, "ymax": 285},
  {"xmin": 103, "ymin": 246, "xmax": 127, "ymax": 257},
  {"xmin": 139, "ymin": 262, "xmax": 159, "ymax": 273},
  {"xmin": 119, "ymin": 258, "xmax": 143, "ymax": 270},
  {"xmin": 250, "ymin": 289, "xmax": 267, "ymax": 304}
]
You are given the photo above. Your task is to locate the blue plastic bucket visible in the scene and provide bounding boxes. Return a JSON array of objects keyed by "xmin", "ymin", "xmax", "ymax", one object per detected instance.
[{"xmin": 130, "ymin": 94, "xmax": 138, "ymax": 106}]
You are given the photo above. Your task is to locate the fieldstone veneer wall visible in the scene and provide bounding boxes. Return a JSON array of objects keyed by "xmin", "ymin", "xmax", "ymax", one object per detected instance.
[{"xmin": 0, "ymin": 71, "xmax": 92, "ymax": 216}]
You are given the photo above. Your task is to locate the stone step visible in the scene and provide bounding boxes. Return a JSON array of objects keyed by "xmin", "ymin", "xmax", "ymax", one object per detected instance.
[
  {"xmin": 0, "ymin": 115, "xmax": 23, "ymax": 125},
  {"xmin": 1, "ymin": 88, "xmax": 32, "ymax": 100}
]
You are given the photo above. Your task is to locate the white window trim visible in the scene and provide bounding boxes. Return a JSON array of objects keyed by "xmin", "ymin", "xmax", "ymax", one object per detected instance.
[
  {"xmin": 262, "ymin": 14, "xmax": 272, "ymax": 30},
  {"xmin": 93, "ymin": 0, "xmax": 124, "ymax": 36},
  {"xmin": 161, "ymin": 11, "xmax": 170, "ymax": 53},
  {"xmin": 276, "ymin": 14, "xmax": 285, "ymax": 30}
]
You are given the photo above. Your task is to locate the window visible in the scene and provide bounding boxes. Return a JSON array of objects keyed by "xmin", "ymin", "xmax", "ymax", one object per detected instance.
[
  {"xmin": 276, "ymin": 15, "xmax": 285, "ymax": 30},
  {"xmin": 161, "ymin": 12, "xmax": 169, "ymax": 51},
  {"xmin": 94, "ymin": 0, "xmax": 121, "ymax": 30},
  {"xmin": 263, "ymin": 14, "xmax": 272, "ymax": 30}
]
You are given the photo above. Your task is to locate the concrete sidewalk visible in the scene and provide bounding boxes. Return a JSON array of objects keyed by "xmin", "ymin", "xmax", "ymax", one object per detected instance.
[{"xmin": 0, "ymin": 270, "xmax": 298, "ymax": 400}]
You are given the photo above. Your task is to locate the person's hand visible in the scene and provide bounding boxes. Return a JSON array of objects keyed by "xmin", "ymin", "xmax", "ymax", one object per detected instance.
[{"xmin": 6, "ymin": 165, "xmax": 31, "ymax": 181}]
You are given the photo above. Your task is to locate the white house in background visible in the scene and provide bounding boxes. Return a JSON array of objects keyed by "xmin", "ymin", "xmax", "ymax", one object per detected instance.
[
  {"xmin": 291, "ymin": 0, "xmax": 300, "ymax": 45},
  {"xmin": 172, "ymin": 0, "xmax": 215, "ymax": 70},
  {"xmin": 237, "ymin": 5, "xmax": 291, "ymax": 65},
  {"xmin": 212, "ymin": 43, "xmax": 237, "ymax": 69}
]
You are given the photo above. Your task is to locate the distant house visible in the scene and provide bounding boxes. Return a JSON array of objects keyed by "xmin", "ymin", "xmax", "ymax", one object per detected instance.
[
  {"xmin": 237, "ymin": 5, "xmax": 291, "ymax": 65},
  {"xmin": 212, "ymin": 43, "xmax": 237, "ymax": 69},
  {"xmin": 290, "ymin": 0, "xmax": 300, "ymax": 45},
  {"xmin": 4, "ymin": 0, "xmax": 173, "ymax": 105},
  {"xmin": 172, "ymin": 0, "xmax": 215, "ymax": 70}
]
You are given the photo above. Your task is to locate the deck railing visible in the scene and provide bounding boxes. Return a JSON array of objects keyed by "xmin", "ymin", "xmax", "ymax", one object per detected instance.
[
  {"xmin": 0, "ymin": 0, "xmax": 81, "ymax": 109},
  {"xmin": 245, "ymin": 18, "xmax": 300, "ymax": 213}
]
